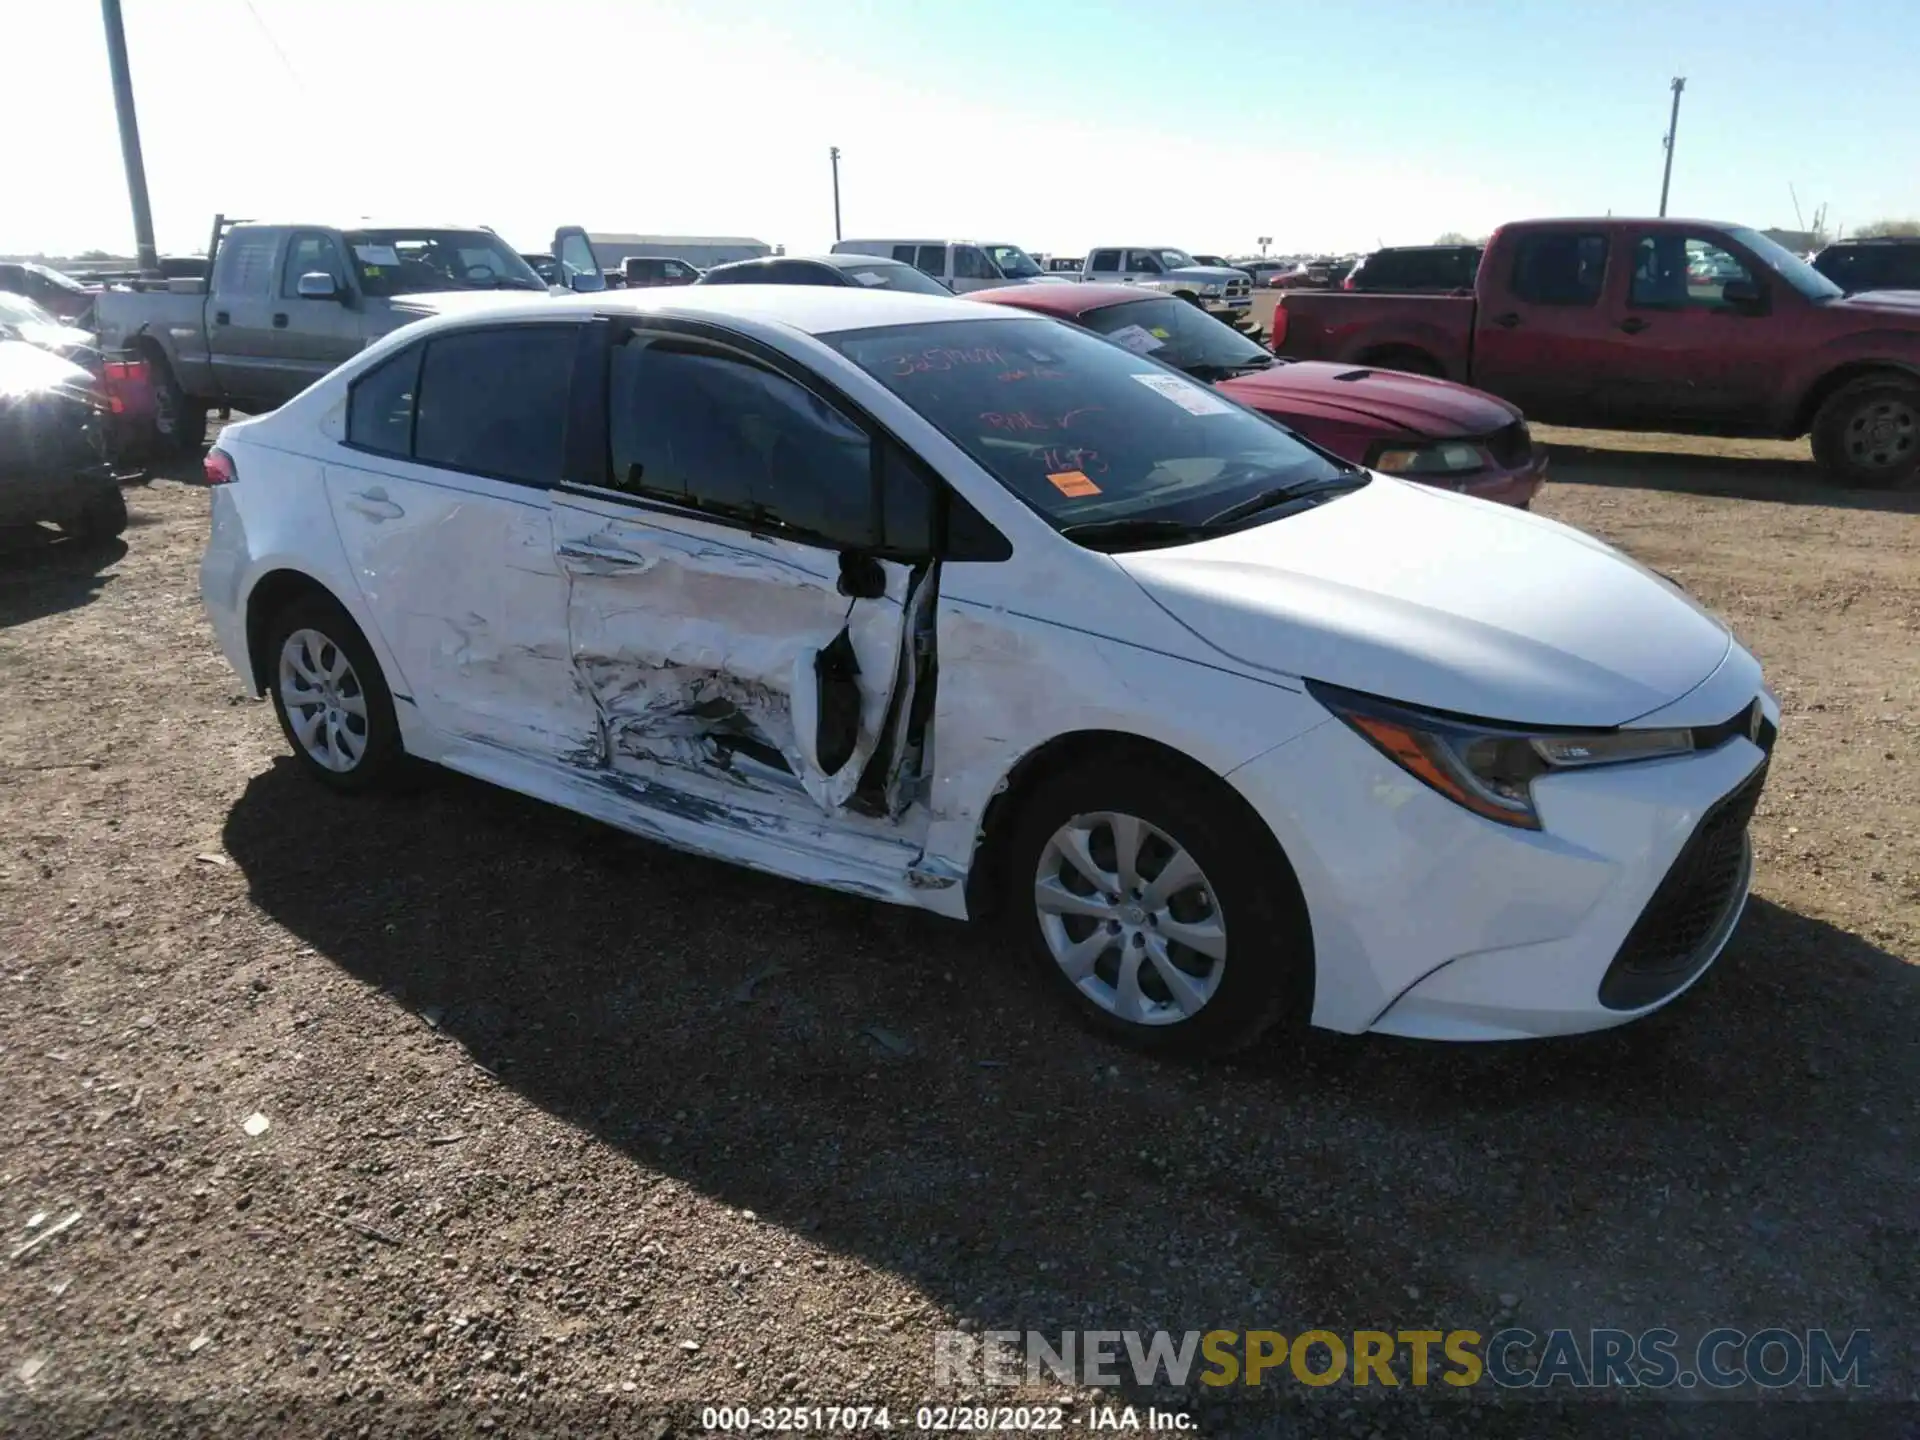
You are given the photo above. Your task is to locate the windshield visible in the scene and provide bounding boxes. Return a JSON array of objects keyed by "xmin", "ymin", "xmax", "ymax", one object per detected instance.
[
  {"xmin": 985, "ymin": 244, "xmax": 1043, "ymax": 279},
  {"xmin": 825, "ymin": 316, "xmax": 1355, "ymax": 543},
  {"xmin": 1078, "ymin": 296, "xmax": 1271, "ymax": 380},
  {"xmin": 25, "ymin": 263, "xmax": 88, "ymax": 295},
  {"xmin": 343, "ymin": 229, "xmax": 546, "ymax": 297},
  {"xmin": 1157, "ymin": 249, "xmax": 1199, "ymax": 270},
  {"xmin": 1728, "ymin": 226, "xmax": 1844, "ymax": 302},
  {"xmin": 0, "ymin": 293, "xmax": 56, "ymax": 326}
]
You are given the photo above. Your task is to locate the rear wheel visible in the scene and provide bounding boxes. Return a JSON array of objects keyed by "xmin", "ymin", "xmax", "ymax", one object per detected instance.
[
  {"xmin": 263, "ymin": 593, "xmax": 405, "ymax": 793},
  {"xmin": 1004, "ymin": 757, "xmax": 1313, "ymax": 1058},
  {"xmin": 1811, "ymin": 375, "xmax": 1920, "ymax": 489},
  {"xmin": 1360, "ymin": 347, "xmax": 1442, "ymax": 378},
  {"xmin": 149, "ymin": 354, "xmax": 208, "ymax": 457}
]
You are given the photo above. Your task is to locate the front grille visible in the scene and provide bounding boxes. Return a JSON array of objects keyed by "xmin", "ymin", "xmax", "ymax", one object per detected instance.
[
  {"xmin": 1224, "ymin": 277, "xmax": 1251, "ymax": 298},
  {"xmin": 1481, "ymin": 420, "xmax": 1534, "ymax": 469},
  {"xmin": 1597, "ymin": 760, "xmax": 1767, "ymax": 1010}
]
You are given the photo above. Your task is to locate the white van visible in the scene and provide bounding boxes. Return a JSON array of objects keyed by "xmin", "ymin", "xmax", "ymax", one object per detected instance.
[{"xmin": 830, "ymin": 239, "xmax": 1050, "ymax": 293}]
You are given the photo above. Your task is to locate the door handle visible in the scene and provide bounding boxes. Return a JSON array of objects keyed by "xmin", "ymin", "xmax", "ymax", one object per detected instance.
[
  {"xmin": 272, "ymin": 312, "xmax": 289, "ymax": 329},
  {"xmin": 214, "ymin": 311, "xmax": 231, "ymax": 325},
  {"xmin": 1492, "ymin": 312, "xmax": 1521, "ymax": 328},
  {"xmin": 344, "ymin": 488, "xmax": 404, "ymax": 521},
  {"xmin": 1619, "ymin": 317, "xmax": 1649, "ymax": 334}
]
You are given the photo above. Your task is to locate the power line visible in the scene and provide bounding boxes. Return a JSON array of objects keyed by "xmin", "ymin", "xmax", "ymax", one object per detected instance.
[{"xmin": 237, "ymin": 0, "xmax": 307, "ymax": 92}]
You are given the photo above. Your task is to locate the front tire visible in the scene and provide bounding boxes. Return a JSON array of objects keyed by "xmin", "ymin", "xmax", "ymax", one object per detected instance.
[
  {"xmin": 263, "ymin": 593, "xmax": 405, "ymax": 793},
  {"xmin": 1004, "ymin": 757, "xmax": 1313, "ymax": 1058},
  {"xmin": 59, "ymin": 484, "xmax": 128, "ymax": 543},
  {"xmin": 1811, "ymin": 375, "xmax": 1920, "ymax": 489}
]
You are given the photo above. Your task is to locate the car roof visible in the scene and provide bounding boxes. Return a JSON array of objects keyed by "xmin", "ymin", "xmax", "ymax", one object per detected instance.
[
  {"xmin": 711, "ymin": 253, "xmax": 920, "ymax": 274},
  {"xmin": 387, "ymin": 285, "xmax": 1030, "ymax": 338}
]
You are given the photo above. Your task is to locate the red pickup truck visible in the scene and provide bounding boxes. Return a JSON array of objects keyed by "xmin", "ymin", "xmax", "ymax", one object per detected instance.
[{"xmin": 1275, "ymin": 217, "xmax": 1920, "ymax": 488}]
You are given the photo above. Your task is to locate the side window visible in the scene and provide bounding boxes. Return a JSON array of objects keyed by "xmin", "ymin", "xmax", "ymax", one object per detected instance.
[
  {"xmin": 1630, "ymin": 235, "xmax": 1754, "ymax": 308},
  {"xmin": 891, "ymin": 245, "xmax": 917, "ymax": 264},
  {"xmin": 607, "ymin": 334, "xmax": 877, "ymax": 550},
  {"xmin": 1126, "ymin": 250, "xmax": 1165, "ymax": 273},
  {"xmin": 953, "ymin": 246, "xmax": 995, "ymax": 281},
  {"xmin": 913, "ymin": 245, "xmax": 947, "ymax": 278},
  {"xmin": 412, "ymin": 325, "xmax": 577, "ymax": 483},
  {"xmin": 280, "ymin": 231, "xmax": 346, "ymax": 297},
  {"xmin": 663, "ymin": 262, "xmax": 688, "ymax": 279},
  {"xmin": 213, "ymin": 229, "xmax": 279, "ymax": 300},
  {"xmin": 1508, "ymin": 232, "xmax": 1609, "ymax": 306},
  {"xmin": 345, "ymin": 345, "xmax": 421, "ymax": 457},
  {"xmin": 1088, "ymin": 250, "xmax": 1120, "ymax": 274}
]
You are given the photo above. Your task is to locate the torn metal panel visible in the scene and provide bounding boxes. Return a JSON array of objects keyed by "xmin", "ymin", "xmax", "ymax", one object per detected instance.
[{"xmin": 552, "ymin": 496, "xmax": 911, "ymax": 812}]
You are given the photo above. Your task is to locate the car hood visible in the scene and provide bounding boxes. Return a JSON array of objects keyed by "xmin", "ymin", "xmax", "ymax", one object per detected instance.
[
  {"xmin": 1829, "ymin": 289, "xmax": 1920, "ymax": 315},
  {"xmin": 0, "ymin": 340, "xmax": 96, "ymax": 403},
  {"xmin": 1114, "ymin": 478, "xmax": 1731, "ymax": 727},
  {"xmin": 1216, "ymin": 360, "xmax": 1518, "ymax": 437},
  {"xmin": 1167, "ymin": 266, "xmax": 1246, "ymax": 285}
]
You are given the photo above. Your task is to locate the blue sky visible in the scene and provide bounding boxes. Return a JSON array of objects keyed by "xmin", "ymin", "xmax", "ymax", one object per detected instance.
[{"xmin": 6, "ymin": 0, "xmax": 1915, "ymax": 259}]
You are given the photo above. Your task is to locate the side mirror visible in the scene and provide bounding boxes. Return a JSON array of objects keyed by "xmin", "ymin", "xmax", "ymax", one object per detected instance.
[
  {"xmin": 836, "ymin": 550, "xmax": 887, "ymax": 600},
  {"xmin": 296, "ymin": 271, "xmax": 340, "ymax": 300},
  {"xmin": 1720, "ymin": 278, "xmax": 1764, "ymax": 310},
  {"xmin": 569, "ymin": 271, "xmax": 604, "ymax": 293}
]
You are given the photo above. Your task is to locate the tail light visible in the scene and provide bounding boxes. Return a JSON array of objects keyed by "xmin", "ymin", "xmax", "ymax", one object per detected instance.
[
  {"xmin": 203, "ymin": 447, "xmax": 237, "ymax": 486},
  {"xmin": 1341, "ymin": 274, "xmax": 1355, "ymax": 290},
  {"xmin": 1269, "ymin": 305, "xmax": 1287, "ymax": 350},
  {"xmin": 100, "ymin": 358, "xmax": 150, "ymax": 416}
]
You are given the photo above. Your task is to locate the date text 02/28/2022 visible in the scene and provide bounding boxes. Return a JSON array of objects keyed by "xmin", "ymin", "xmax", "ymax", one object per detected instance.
[{"xmin": 700, "ymin": 1404, "xmax": 1192, "ymax": 1431}]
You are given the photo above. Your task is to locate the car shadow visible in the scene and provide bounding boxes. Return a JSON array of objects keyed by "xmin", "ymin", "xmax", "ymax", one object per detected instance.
[
  {"xmin": 221, "ymin": 761, "xmax": 1919, "ymax": 1429},
  {"xmin": 0, "ymin": 526, "xmax": 128, "ymax": 629},
  {"xmin": 1543, "ymin": 439, "xmax": 1920, "ymax": 514}
]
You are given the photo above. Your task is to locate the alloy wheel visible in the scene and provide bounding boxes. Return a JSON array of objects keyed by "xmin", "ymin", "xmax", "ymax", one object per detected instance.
[{"xmin": 1032, "ymin": 810, "xmax": 1227, "ymax": 1026}]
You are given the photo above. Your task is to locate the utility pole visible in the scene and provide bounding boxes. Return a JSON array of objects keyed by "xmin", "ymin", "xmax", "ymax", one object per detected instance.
[
  {"xmin": 829, "ymin": 146, "xmax": 842, "ymax": 242},
  {"xmin": 1658, "ymin": 76, "xmax": 1686, "ymax": 218},
  {"xmin": 101, "ymin": 0, "xmax": 160, "ymax": 272}
]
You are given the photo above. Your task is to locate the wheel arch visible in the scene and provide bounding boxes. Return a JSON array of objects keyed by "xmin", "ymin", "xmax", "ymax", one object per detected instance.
[
  {"xmin": 244, "ymin": 567, "xmax": 350, "ymax": 694},
  {"xmin": 1353, "ymin": 343, "xmax": 1444, "ymax": 377},
  {"xmin": 962, "ymin": 728, "xmax": 1308, "ymax": 931},
  {"xmin": 1792, "ymin": 360, "xmax": 1920, "ymax": 436}
]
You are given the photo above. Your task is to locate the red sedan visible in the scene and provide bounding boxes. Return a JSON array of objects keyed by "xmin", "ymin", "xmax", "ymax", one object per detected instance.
[{"xmin": 971, "ymin": 282, "xmax": 1545, "ymax": 507}]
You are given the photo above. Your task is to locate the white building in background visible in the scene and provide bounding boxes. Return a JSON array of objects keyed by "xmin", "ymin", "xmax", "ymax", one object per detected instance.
[{"xmin": 583, "ymin": 234, "xmax": 774, "ymax": 271}]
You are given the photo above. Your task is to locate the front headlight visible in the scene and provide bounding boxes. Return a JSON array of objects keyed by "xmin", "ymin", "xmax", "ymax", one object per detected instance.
[
  {"xmin": 1369, "ymin": 440, "xmax": 1486, "ymax": 475},
  {"xmin": 1306, "ymin": 681, "xmax": 1694, "ymax": 830},
  {"xmin": 1200, "ymin": 282, "xmax": 1224, "ymax": 296}
]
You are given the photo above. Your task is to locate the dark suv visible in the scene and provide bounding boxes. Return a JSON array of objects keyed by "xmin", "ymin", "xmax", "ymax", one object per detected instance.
[
  {"xmin": 1811, "ymin": 237, "xmax": 1920, "ymax": 295},
  {"xmin": 1342, "ymin": 245, "xmax": 1481, "ymax": 294}
]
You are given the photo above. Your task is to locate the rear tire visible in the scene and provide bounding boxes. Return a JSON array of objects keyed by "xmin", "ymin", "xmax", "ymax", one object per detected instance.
[
  {"xmin": 1810, "ymin": 375, "xmax": 1920, "ymax": 489},
  {"xmin": 149, "ymin": 355, "xmax": 208, "ymax": 458},
  {"xmin": 1361, "ymin": 347, "xmax": 1442, "ymax": 378},
  {"xmin": 263, "ymin": 593, "xmax": 406, "ymax": 794},
  {"xmin": 1003, "ymin": 755, "xmax": 1313, "ymax": 1058}
]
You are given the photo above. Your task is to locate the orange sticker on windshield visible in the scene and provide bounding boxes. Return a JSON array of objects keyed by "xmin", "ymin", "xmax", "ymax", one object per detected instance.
[{"xmin": 1048, "ymin": 470, "xmax": 1102, "ymax": 497}]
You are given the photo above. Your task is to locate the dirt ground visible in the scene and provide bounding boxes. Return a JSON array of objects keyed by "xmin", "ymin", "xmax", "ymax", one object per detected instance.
[{"xmin": 1, "ymin": 429, "xmax": 1915, "ymax": 1438}]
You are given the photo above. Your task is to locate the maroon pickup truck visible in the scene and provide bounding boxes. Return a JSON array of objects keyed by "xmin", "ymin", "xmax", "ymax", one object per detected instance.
[{"xmin": 1275, "ymin": 217, "xmax": 1920, "ymax": 487}]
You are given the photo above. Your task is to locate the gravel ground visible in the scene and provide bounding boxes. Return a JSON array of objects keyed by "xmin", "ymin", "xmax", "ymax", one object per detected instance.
[{"xmin": 0, "ymin": 430, "xmax": 1915, "ymax": 1439}]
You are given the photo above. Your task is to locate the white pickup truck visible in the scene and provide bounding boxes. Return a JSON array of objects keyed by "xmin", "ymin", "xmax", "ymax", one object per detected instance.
[
  {"xmin": 94, "ymin": 217, "xmax": 592, "ymax": 453},
  {"xmin": 1078, "ymin": 247, "xmax": 1254, "ymax": 318}
]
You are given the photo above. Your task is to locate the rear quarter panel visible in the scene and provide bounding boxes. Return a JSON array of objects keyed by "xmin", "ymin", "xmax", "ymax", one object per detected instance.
[{"xmin": 95, "ymin": 289, "xmax": 215, "ymax": 396}]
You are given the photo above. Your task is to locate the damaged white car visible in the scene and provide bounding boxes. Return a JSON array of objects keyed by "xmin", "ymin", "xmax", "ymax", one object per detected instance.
[{"xmin": 201, "ymin": 287, "xmax": 1777, "ymax": 1055}]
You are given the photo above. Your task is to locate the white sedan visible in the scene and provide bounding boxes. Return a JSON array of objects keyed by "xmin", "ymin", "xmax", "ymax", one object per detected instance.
[{"xmin": 198, "ymin": 287, "xmax": 1778, "ymax": 1055}]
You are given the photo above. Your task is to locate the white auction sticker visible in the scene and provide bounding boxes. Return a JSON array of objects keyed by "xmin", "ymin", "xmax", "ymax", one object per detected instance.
[
  {"xmin": 1130, "ymin": 372, "xmax": 1233, "ymax": 415},
  {"xmin": 353, "ymin": 245, "xmax": 401, "ymax": 267},
  {"xmin": 1106, "ymin": 324, "xmax": 1165, "ymax": 355},
  {"xmin": 851, "ymin": 270, "xmax": 888, "ymax": 287}
]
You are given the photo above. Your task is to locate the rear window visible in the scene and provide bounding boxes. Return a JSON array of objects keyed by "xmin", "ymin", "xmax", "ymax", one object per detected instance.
[
  {"xmin": 824, "ymin": 316, "xmax": 1352, "ymax": 535},
  {"xmin": 1508, "ymin": 233, "xmax": 1610, "ymax": 306},
  {"xmin": 214, "ymin": 229, "xmax": 279, "ymax": 300}
]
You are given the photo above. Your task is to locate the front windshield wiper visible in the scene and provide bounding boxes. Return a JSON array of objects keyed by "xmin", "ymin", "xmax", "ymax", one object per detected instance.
[
  {"xmin": 1055, "ymin": 517, "xmax": 1212, "ymax": 551},
  {"xmin": 1202, "ymin": 473, "xmax": 1365, "ymax": 527},
  {"xmin": 1181, "ymin": 355, "xmax": 1275, "ymax": 382}
]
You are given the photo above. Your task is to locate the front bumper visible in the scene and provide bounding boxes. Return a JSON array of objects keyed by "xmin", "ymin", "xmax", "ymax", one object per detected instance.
[{"xmin": 1227, "ymin": 685, "xmax": 1776, "ymax": 1040}]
